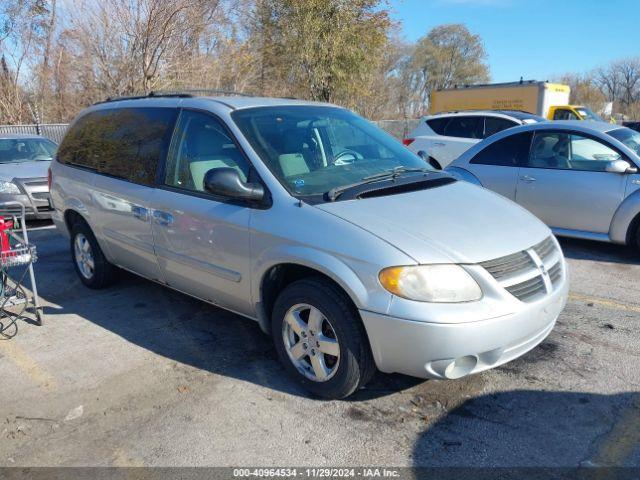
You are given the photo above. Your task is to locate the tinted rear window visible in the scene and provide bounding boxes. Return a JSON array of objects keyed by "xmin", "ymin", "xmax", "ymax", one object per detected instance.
[
  {"xmin": 484, "ymin": 117, "xmax": 517, "ymax": 138},
  {"xmin": 470, "ymin": 132, "xmax": 533, "ymax": 166},
  {"xmin": 57, "ymin": 107, "xmax": 177, "ymax": 185},
  {"xmin": 443, "ymin": 116, "xmax": 484, "ymax": 139},
  {"xmin": 426, "ymin": 117, "xmax": 450, "ymax": 135}
]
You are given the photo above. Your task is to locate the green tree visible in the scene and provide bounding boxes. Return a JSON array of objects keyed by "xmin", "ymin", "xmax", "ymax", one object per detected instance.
[
  {"xmin": 411, "ymin": 24, "xmax": 489, "ymax": 111},
  {"xmin": 255, "ymin": 0, "xmax": 392, "ymax": 103}
]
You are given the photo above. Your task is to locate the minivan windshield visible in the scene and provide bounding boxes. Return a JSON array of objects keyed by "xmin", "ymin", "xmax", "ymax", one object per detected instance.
[
  {"xmin": 232, "ymin": 106, "xmax": 432, "ymax": 198},
  {"xmin": 0, "ymin": 138, "xmax": 57, "ymax": 163}
]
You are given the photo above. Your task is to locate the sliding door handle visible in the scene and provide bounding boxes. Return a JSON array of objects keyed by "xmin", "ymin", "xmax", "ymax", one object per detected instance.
[{"xmin": 520, "ymin": 175, "xmax": 537, "ymax": 183}]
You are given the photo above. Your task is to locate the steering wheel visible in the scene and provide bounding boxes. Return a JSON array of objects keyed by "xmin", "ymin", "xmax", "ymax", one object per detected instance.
[{"xmin": 332, "ymin": 149, "xmax": 362, "ymax": 166}]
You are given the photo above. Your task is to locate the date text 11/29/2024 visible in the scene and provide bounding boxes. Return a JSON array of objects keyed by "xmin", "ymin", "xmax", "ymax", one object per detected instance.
[{"xmin": 232, "ymin": 468, "xmax": 401, "ymax": 478}]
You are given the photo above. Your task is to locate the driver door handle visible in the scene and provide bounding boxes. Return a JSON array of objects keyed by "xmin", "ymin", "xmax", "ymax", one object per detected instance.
[
  {"xmin": 520, "ymin": 175, "xmax": 537, "ymax": 183},
  {"xmin": 153, "ymin": 210, "xmax": 174, "ymax": 226},
  {"xmin": 433, "ymin": 142, "xmax": 445, "ymax": 147},
  {"xmin": 131, "ymin": 206, "xmax": 149, "ymax": 221}
]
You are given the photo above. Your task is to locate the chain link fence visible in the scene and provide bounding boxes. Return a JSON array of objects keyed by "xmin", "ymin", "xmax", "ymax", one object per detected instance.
[{"xmin": 0, "ymin": 124, "xmax": 69, "ymax": 144}]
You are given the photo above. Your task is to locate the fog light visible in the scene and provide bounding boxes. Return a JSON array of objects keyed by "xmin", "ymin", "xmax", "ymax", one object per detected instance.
[{"xmin": 444, "ymin": 355, "xmax": 478, "ymax": 379}]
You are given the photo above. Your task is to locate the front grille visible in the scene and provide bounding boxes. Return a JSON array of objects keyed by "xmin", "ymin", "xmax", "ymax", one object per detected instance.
[
  {"xmin": 548, "ymin": 262, "xmax": 562, "ymax": 286},
  {"xmin": 480, "ymin": 236, "xmax": 563, "ymax": 303},
  {"xmin": 24, "ymin": 180, "xmax": 47, "ymax": 187},
  {"xmin": 506, "ymin": 275, "xmax": 546, "ymax": 302},
  {"xmin": 533, "ymin": 236, "xmax": 555, "ymax": 262},
  {"xmin": 31, "ymin": 192, "xmax": 50, "ymax": 200},
  {"xmin": 480, "ymin": 250, "xmax": 534, "ymax": 280}
]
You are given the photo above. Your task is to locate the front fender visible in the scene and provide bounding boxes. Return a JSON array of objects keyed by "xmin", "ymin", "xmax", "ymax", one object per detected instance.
[
  {"xmin": 252, "ymin": 244, "xmax": 392, "ymax": 332},
  {"xmin": 445, "ymin": 166, "xmax": 483, "ymax": 186},
  {"xmin": 610, "ymin": 189, "xmax": 640, "ymax": 244}
]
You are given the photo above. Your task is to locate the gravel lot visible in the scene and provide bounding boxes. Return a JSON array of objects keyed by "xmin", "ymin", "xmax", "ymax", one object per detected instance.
[{"xmin": 1, "ymin": 225, "xmax": 639, "ymax": 467}]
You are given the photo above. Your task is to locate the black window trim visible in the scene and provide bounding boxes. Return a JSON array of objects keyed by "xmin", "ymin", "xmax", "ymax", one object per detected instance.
[
  {"xmin": 524, "ymin": 129, "xmax": 636, "ymax": 172},
  {"xmin": 156, "ymin": 107, "xmax": 272, "ymax": 210}
]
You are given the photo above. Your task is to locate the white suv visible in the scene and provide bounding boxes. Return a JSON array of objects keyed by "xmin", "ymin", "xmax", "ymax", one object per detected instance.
[{"xmin": 404, "ymin": 110, "xmax": 545, "ymax": 169}]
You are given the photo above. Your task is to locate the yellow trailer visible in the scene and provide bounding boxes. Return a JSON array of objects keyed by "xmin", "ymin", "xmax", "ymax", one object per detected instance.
[{"xmin": 429, "ymin": 80, "xmax": 599, "ymax": 121}]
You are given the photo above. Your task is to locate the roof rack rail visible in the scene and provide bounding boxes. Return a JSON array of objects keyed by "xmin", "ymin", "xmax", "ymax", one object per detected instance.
[
  {"xmin": 93, "ymin": 89, "xmax": 254, "ymax": 105},
  {"xmin": 432, "ymin": 108, "xmax": 538, "ymax": 115},
  {"xmin": 165, "ymin": 89, "xmax": 254, "ymax": 97}
]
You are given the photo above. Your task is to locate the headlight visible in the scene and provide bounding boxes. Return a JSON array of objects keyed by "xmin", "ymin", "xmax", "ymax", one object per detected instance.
[
  {"xmin": 0, "ymin": 180, "xmax": 20, "ymax": 194},
  {"xmin": 379, "ymin": 265, "xmax": 482, "ymax": 303}
]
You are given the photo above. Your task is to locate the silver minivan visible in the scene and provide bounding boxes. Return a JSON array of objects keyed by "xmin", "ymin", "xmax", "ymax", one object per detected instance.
[{"xmin": 50, "ymin": 94, "xmax": 569, "ymax": 399}]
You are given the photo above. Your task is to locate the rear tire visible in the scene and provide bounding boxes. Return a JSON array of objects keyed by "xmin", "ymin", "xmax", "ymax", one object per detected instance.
[
  {"xmin": 271, "ymin": 277, "xmax": 375, "ymax": 399},
  {"xmin": 70, "ymin": 220, "xmax": 117, "ymax": 289}
]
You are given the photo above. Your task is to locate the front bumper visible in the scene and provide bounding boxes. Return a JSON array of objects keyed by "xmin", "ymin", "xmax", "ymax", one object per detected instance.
[
  {"xmin": 360, "ymin": 274, "xmax": 568, "ymax": 379},
  {"xmin": 0, "ymin": 193, "xmax": 53, "ymax": 219}
]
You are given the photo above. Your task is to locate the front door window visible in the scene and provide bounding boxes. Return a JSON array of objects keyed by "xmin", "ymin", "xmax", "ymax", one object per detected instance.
[
  {"xmin": 165, "ymin": 110, "xmax": 250, "ymax": 192},
  {"xmin": 528, "ymin": 132, "xmax": 621, "ymax": 171}
]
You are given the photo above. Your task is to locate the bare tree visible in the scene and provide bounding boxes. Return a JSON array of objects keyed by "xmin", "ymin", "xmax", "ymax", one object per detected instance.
[
  {"xmin": 0, "ymin": 0, "xmax": 50, "ymax": 123},
  {"xmin": 557, "ymin": 72, "xmax": 606, "ymax": 113},
  {"xmin": 594, "ymin": 57, "xmax": 640, "ymax": 117},
  {"xmin": 410, "ymin": 24, "xmax": 490, "ymax": 113}
]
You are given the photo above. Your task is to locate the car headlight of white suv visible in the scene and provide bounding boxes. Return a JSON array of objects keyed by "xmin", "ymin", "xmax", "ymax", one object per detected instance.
[
  {"xmin": 0, "ymin": 180, "xmax": 20, "ymax": 194},
  {"xmin": 379, "ymin": 264, "xmax": 482, "ymax": 302}
]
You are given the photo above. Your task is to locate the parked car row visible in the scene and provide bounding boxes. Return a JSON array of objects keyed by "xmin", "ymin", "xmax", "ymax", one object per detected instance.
[
  {"xmin": 0, "ymin": 134, "xmax": 57, "ymax": 219},
  {"xmin": 403, "ymin": 110, "xmax": 545, "ymax": 169},
  {"xmin": 45, "ymin": 93, "xmax": 569, "ymax": 399}
]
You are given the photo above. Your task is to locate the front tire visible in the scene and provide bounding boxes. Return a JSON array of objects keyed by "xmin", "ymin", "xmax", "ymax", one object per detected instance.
[
  {"xmin": 70, "ymin": 221, "xmax": 118, "ymax": 289},
  {"xmin": 271, "ymin": 278, "xmax": 375, "ymax": 399}
]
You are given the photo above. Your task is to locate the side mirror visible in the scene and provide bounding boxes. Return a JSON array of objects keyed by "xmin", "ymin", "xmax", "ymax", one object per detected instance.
[
  {"xmin": 203, "ymin": 168, "xmax": 265, "ymax": 202},
  {"xmin": 605, "ymin": 159, "xmax": 638, "ymax": 174}
]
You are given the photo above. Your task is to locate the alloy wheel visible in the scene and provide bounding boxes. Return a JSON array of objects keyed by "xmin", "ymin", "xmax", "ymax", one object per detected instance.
[
  {"xmin": 282, "ymin": 303, "xmax": 340, "ymax": 382},
  {"xmin": 74, "ymin": 233, "xmax": 95, "ymax": 279}
]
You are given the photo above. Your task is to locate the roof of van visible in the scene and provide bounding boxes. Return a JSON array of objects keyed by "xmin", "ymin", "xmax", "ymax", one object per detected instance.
[
  {"xmin": 206, "ymin": 96, "xmax": 333, "ymax": 109},
  {"xmin": 92, "ymin": 93, "xmax": 335, "ymax": 110}
]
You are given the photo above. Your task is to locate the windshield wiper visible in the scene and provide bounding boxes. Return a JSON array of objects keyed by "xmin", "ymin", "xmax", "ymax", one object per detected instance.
[
  {"xmin": 362, "ymin": 166, "xmax": 432, "ymax": 181},
  {"xmin": 326, "ymin": 167, "xmax": 433, "ymax": 201}
]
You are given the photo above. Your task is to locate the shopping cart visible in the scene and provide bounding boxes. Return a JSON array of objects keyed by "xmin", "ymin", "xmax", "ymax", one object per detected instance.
[{"xmin": 0, "ymin": 201, "xmax": 43, "ymax": 338}]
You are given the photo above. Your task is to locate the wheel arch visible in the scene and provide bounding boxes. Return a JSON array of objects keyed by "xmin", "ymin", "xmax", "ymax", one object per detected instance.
[
  {"xmin": 254, "ymin": 248, "xmax": 372, "ymax": 335},
  {"xmin": 609, "ymin": 190, "xmax": 640, "ymax": 244}
]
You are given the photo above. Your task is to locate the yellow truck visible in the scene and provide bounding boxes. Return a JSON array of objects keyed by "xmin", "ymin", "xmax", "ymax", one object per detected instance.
[{"xmin": 430, "ymin": 80, "xmax": 603, "ymax": 121}]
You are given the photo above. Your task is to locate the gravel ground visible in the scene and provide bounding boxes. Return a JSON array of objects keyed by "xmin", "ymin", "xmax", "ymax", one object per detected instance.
[{"xmin": 0, "ymin": 226, "xmax": 638, "ymax": 467}]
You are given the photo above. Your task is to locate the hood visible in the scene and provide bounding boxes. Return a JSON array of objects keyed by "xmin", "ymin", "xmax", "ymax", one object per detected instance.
[
  {"xmin": 314, "ymin": 181, "xmax": 550, "ymax": 264},
  {"xmin": 0, "ymin": 160, "xmax": 51, "ymax": 181}
]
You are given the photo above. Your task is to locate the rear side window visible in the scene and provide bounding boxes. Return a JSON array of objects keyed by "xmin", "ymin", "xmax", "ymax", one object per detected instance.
[
  {"xmin": 426, "ymin": 117, "xmax": 450, "ymax": 135},
  {"xmin": 484, "ymin": 117, "xmax": 517, "ymax": 138},
  {"xmin": 57, "ymin": 107, "xmax": 177, "ymax": 185},
  {"xmin": 443, "ymin": 116, "xmax": 484, "ymax": 139},
  {"xmin": 470, "ymin": 132, "xmax": 533, "ymax": 166}
]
